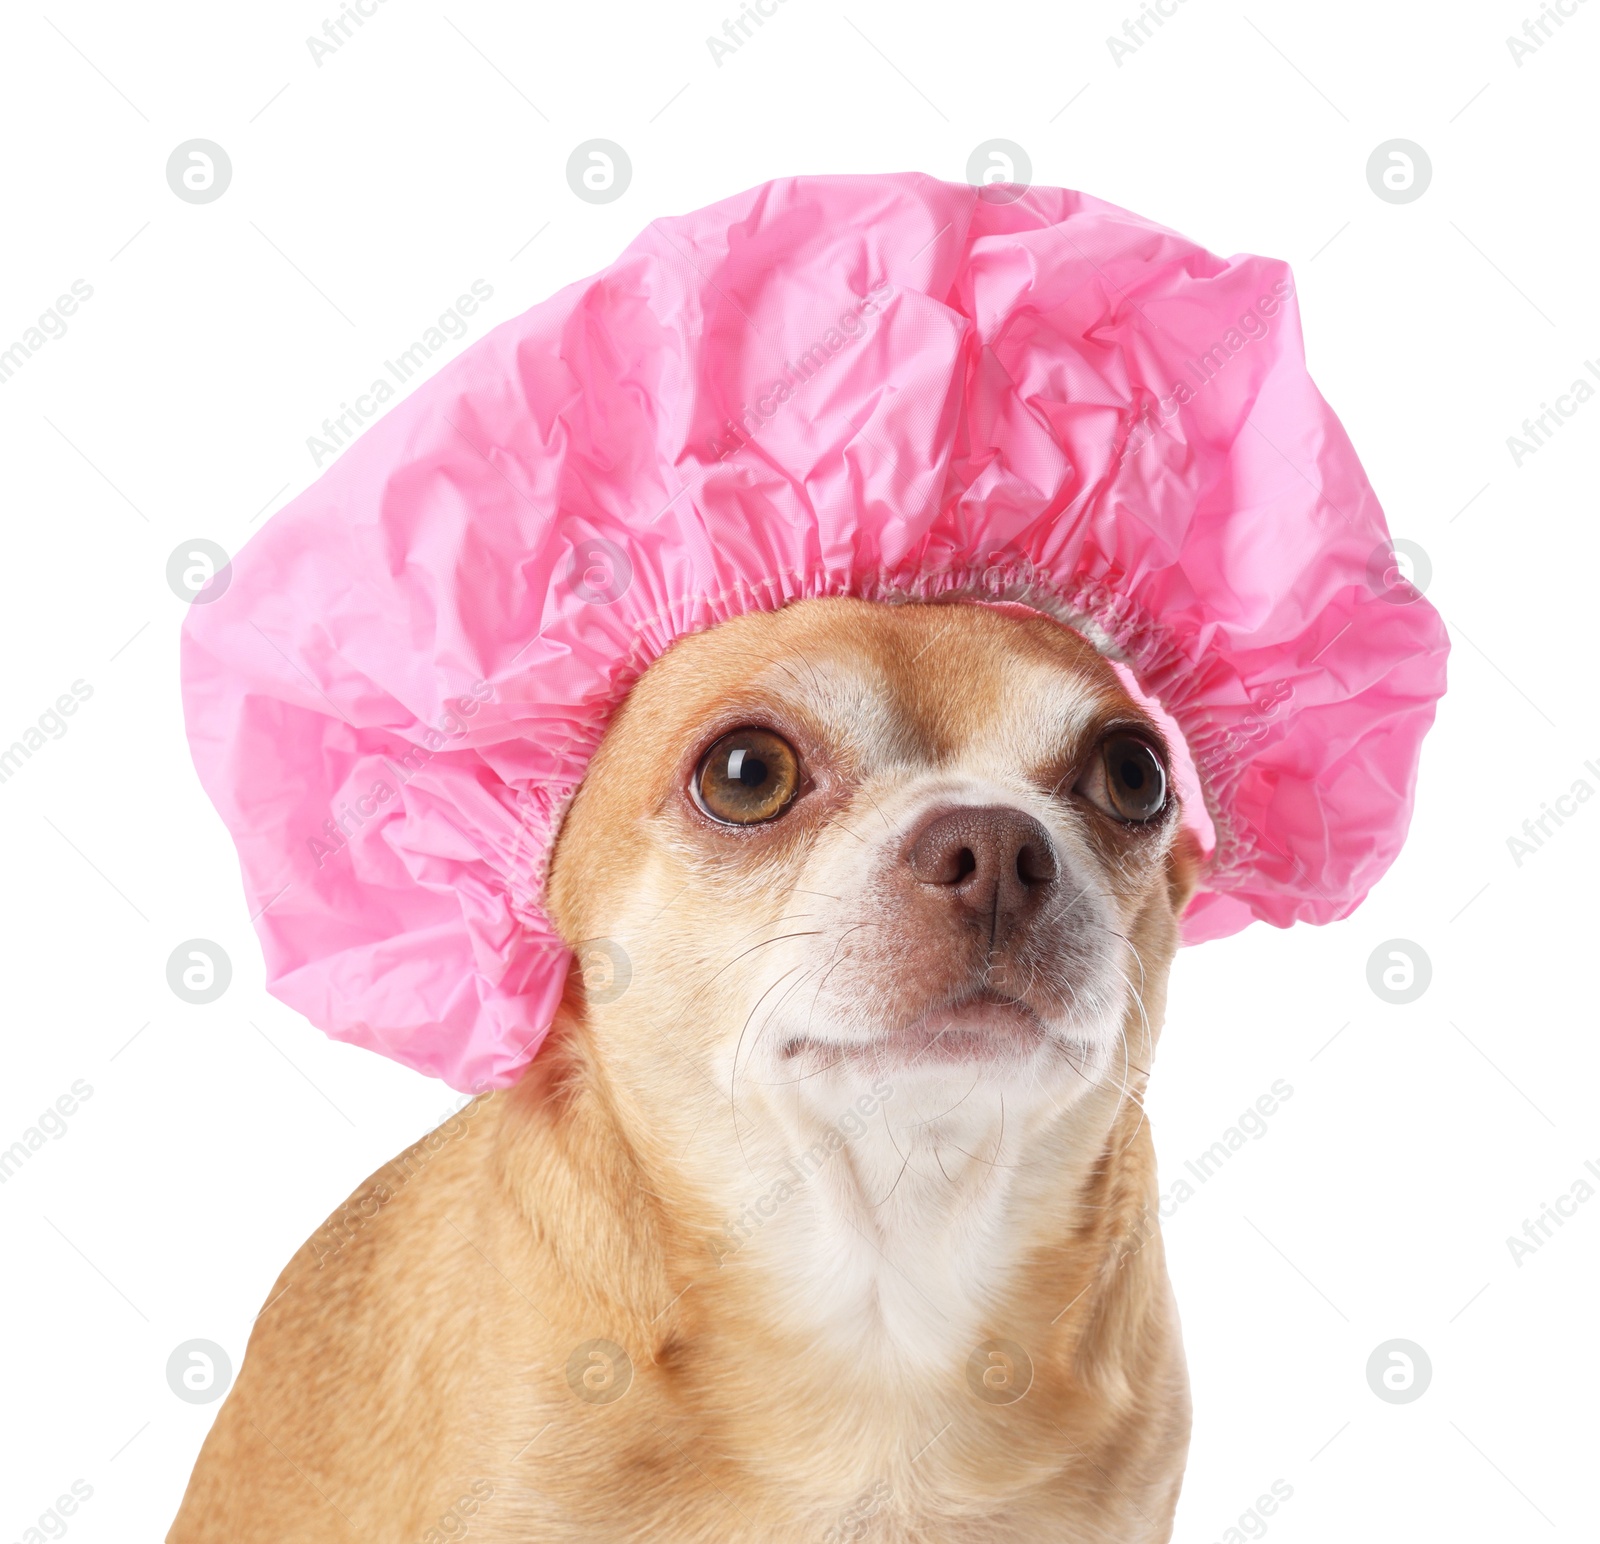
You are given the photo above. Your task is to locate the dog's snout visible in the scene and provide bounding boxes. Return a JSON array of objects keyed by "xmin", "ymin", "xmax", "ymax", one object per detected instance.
[{"xmin": 906, "ymin": 806, "xmax": 1059, "ymax": 920}]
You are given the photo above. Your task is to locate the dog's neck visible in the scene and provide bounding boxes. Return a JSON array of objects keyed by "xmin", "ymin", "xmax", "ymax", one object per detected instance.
[
  {"xmin": 520, "ymin": 1026, "xmax": 1157, "ymax": 1386},
  {"xmin": 707, "ymin": 1059, "xmax": 1142, "ymax": 1369}
]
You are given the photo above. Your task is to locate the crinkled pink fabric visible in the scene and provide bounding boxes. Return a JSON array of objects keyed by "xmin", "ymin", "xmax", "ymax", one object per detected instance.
[{"xmin": 181, "ymin": 173, "xmax": 1449, "ymax": 1091}]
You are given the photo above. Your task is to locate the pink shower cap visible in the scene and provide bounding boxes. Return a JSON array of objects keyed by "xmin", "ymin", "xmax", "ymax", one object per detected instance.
[{"xmin": 181, "ymin": 173, "xmax": 1448, "ymax": 1091}]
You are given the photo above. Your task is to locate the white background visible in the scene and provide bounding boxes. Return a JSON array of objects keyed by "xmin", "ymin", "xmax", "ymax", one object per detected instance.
[{"xmin": 2, "ymin": 1, "xmax": 1596, "ymax": 1539}]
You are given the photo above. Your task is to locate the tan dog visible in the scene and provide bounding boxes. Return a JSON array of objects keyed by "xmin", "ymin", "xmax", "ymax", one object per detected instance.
[{"xmin": 170, "ymin": 597, "xmax": 1201, "ymax": 1542}]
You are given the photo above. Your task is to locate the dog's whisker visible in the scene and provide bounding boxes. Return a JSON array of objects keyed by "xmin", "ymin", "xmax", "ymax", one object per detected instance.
[
  {"xmin": 860, "ymin": 784, "xmax": 896, "ymax": 835},
  {"xmin": 726, "ymin": 912, "xmax": 820, "ymax": 947},
  {"xmin": 820, "ymin": 814, "xmax": 871, "ymax": 845},
  {"xmin": 865, "ymin": 1128, "xmax": 914, "ymax": 1209},
  {"xmin": 749, "ymin": 964, "xmax": 825, "ymax": 1062},
  {"xmin": 706, "ymin": 930, "xmax": 827, "ymax": 988},
  {"xmin": 728, "ymin": 962, "xmax": 811, "ymax": 1177}
]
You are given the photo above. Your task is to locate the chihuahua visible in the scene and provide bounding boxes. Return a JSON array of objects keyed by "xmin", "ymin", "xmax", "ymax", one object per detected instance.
[{"xmin": 171, "ymin": 596, "xmax": 1201, "ymax": 1542}]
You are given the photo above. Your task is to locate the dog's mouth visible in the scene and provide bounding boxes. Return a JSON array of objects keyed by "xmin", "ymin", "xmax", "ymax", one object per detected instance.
[{"xmin": 778, "ymin": 991, "xmax": 1055, "ymax": 1066}]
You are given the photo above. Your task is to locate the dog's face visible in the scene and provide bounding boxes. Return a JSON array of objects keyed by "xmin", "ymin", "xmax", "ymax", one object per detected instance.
[{"xmin": 546, "ymin": 598, "xmax": 1198, "ymax": 1345}]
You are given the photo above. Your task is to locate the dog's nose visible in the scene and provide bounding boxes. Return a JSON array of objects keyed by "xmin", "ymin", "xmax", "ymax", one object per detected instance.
[{"xmin": 906, "ymin": 806, "xmax": 1059, "ymax": 926}]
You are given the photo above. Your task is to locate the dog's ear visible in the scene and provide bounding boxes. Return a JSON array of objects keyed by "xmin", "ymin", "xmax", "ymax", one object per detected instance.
[{"xmin": 1165, "ymin": 825, "xmax": 1207, "ymax": 920}]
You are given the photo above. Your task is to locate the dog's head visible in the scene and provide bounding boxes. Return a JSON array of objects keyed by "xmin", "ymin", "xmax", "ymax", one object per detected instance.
[{"xmin": 544, "ymin": 598, "xmax": 1199, "ymax": 1310}]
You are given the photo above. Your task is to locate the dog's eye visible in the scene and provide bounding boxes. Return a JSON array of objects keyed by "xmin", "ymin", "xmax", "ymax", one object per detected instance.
[
  {"xmin": 695, "ymin": 728, "xmax": 801, "ymax": 825},
  {"xmin": 1075, "ymin": 734, "xmax": 1168, "ymax": 824}
]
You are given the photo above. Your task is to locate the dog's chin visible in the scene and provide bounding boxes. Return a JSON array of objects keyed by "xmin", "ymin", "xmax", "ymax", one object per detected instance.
[{"xmin": 775, "ymin": 993, "xmax": 1103, "ymax": 1075}]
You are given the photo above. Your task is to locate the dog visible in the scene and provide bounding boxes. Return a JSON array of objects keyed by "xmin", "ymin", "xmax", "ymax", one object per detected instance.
[{"xmin": 170, "ymin": 595, "xmax": 1202, "ymax": 1542}]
